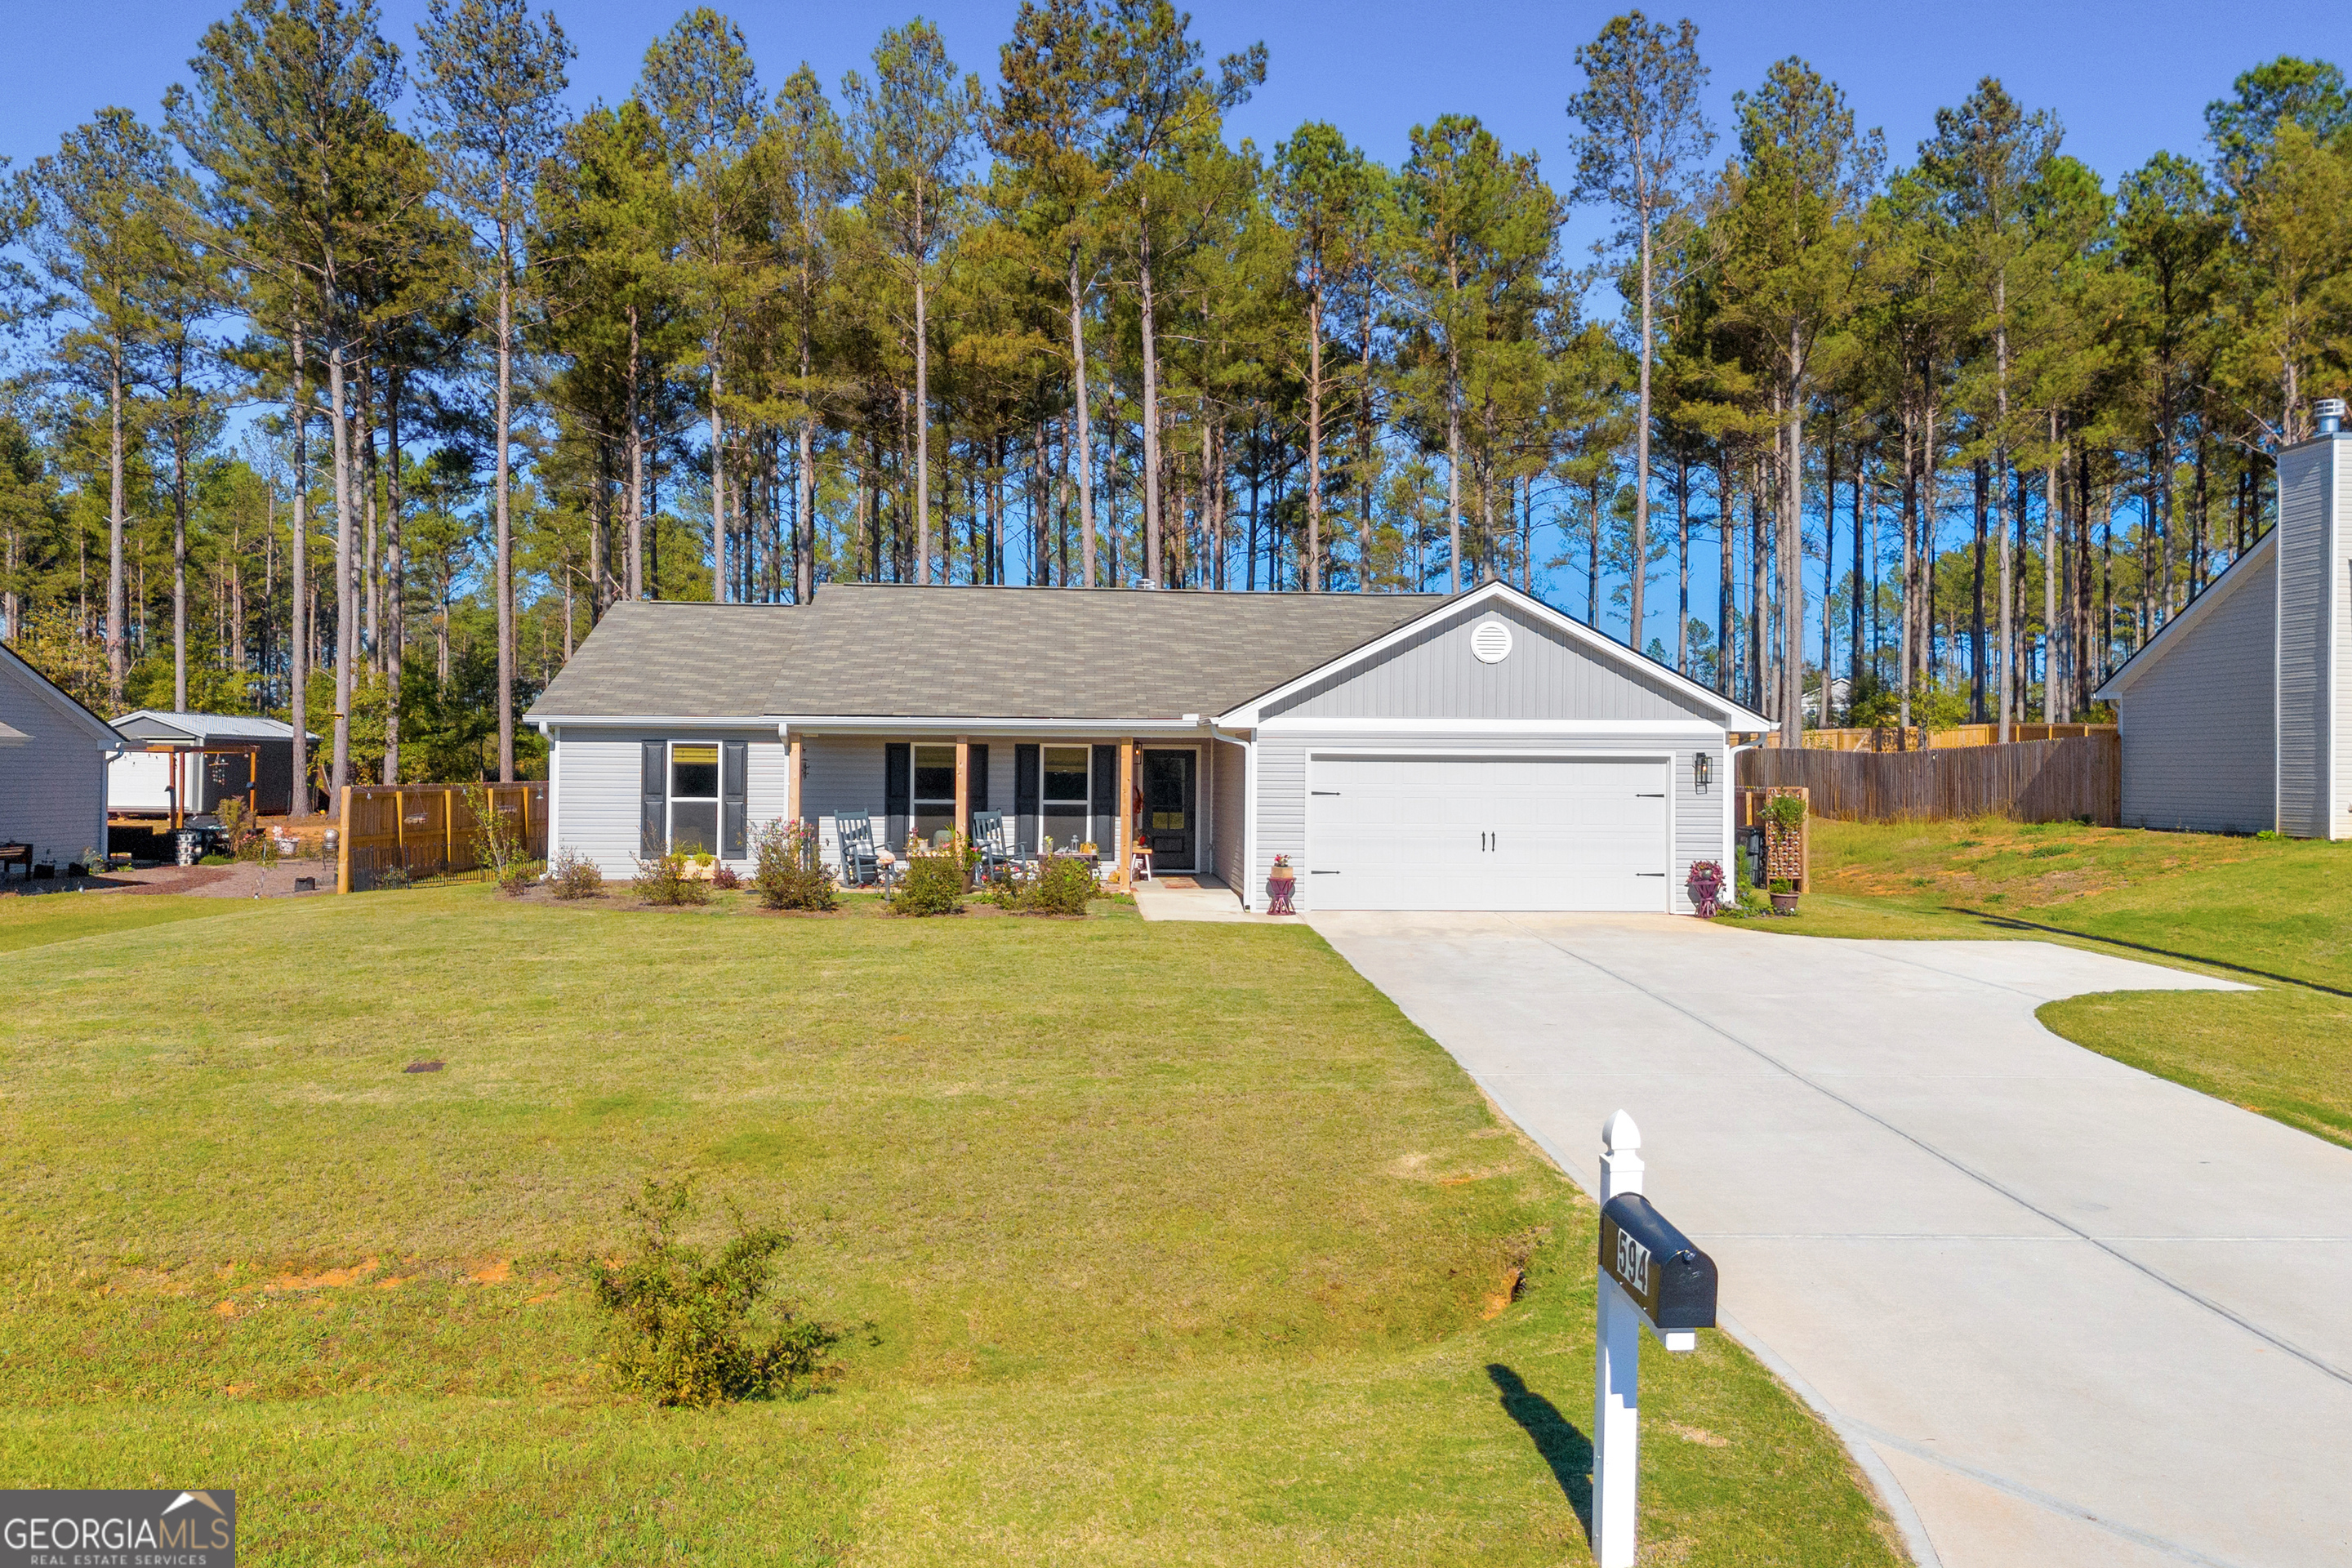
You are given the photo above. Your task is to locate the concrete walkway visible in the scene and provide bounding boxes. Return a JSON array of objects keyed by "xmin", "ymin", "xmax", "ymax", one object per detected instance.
[
  {"xmin": 1131, "ymin": 874, "xmax": 1288, "ymax": 924},
  {"xmin": 1308, "ymin": 912, "xmax": 2352, "ymax": 1568}
]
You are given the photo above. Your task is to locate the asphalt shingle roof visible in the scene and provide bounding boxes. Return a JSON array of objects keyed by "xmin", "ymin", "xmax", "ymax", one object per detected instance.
[{"xmin": 528, "ymin": 586, "xmax": 1450, "ymax": 720}]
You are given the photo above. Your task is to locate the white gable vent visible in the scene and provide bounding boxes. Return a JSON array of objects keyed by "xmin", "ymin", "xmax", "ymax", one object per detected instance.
[{"xmin": 1471, "ymin": 617, "xmax": 1513, "ymax": 664}]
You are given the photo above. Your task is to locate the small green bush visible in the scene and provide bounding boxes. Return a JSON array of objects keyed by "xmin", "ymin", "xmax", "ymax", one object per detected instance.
[
  {"xmin": 589, "ymin": 1178, "xmax": 842, "ymax": 1408},
  {"xmin": 1022, "ymin": 855, "xmax": 1098, "ymax": 915},
  {"xmin": 634, "ymin": 851, "xmax": 711, "ymax": 906},
  {"xmin": 1769, "ymin": 878, "xmax": 1794, "ymax": 895},
  {"xmin": 752, "ymin": 820, "xmax": 837, "ymax": 911},
  {"xmin": 710, "ymin": 863, "xmax": 742, "ymax": 890},
  {"xmin": 890, "ymin": 851, "xmax": 964, "ymax": 916},
  {"xmin": 549, "ymin": 849, "xmax": 604, "ymax": 900},
  {"xmin": 1763, "ymin": 794, "xmax": 1807, "ymax": 831},
  {"xmin": 198, "ymin": 852, "xmax": 236, "ymax": 866}
]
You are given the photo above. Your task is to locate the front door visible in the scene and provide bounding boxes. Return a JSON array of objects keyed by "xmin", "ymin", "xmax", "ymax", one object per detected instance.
[{"xmin": 1141, "ymin": 750, "xmax": 1197, "ymax": 872}]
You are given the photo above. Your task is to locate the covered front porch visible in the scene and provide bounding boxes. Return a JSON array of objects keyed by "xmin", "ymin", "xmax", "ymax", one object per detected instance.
[{"xmin": 784, "ymin": 727, "xmax": 1237, "ymax": 889}]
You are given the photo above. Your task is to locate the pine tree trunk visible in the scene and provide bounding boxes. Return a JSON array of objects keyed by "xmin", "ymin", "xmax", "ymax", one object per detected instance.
[
  {"xmin": 1631, "ymin": 210, "xmax": 1651, "ymax": 648},
  {"xmin": 496, "ymin": 212, "xmax": 517, "ymax": 782},
  {"xmin": 1138, "ymin": 212, "xmax": 1162, "ymax": 588},
  {"xmin": 627, "ymin": 305, "xmax": 645, "ymax": 600},
  {"xmin": 1779, "ymin": 357, "xmax": 1804, "ymax": 748},
  {"xmin": 107, "ymin": 346, "xmax": 126, "ymax": 708},
  {"xmin": 290, "ymin": 328, "xmax": 310, "ymax": 817},
  {"xmin": 1717, "ymin": 452, "xmax": 1734, "ymax": 697},
  {"xmin": 1067, "ymin": 247, "xmax": 1096, "ymax": 588},
  {"xmin": 329, "ymin": 339, "xmax": 356, "ymax": 793},
  {"xmin": 383, "ymin": 374, "xmax": 404, "ymax": 783},
  {"xmin": 172, "ymin": 352, "xmax": 189, "ymax": 714},
  {"xmin": 914, "ymin": 256, "xmax": 932, "ymax": 585},
  {"xmin": 1445, "ymin": 260, "xmax": 1463, "ymax": 595},
  {"xmin": 1306, "ymin": 278, "xmax": 1322, "ymax": 591}
]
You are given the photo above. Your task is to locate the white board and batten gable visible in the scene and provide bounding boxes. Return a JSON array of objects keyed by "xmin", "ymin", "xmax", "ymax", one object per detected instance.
[
  {"xmin": 1218, "ymin": 581, "xmax": 1769, "ymax": 914},
  {"xmin": 0, "ymin": 643, "xmax": 118, "ymax": 869}
]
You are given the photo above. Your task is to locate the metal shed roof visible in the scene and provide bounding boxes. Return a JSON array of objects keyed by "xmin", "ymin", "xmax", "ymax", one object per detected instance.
[{"xmin": 110, "ymin": 710, "xmax": 311, "ymax": 743}]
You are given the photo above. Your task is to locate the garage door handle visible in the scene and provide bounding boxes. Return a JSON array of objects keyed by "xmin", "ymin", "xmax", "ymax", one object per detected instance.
[
  {"xmin": 1311, "ymin": 790, "xmax": 1341, "ymax": 795},
  {"xmin": 1310, "ymin": 869, "xmax": 1339, "ymax": 874},
  {"xmin": 1637, "ymin": 871, "xmax": 1666, "ymax": 877},
  {"xmin": 1636, "ymin": 792, "xmax": 1666, "ymax": 798}
]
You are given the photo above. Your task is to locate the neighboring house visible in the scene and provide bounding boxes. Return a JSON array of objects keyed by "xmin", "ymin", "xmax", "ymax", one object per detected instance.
[
  {"xmin": 108, "ymin": 710, "xmax": 311, "ymax": 819},
  {"xmin": 2092, "ymin": 404, "xmax": 2344, "ymax": 835},
  {"xmin": 0, "ymin": 641, "xmax": 118, "ymax": 869},
  {"xmin": 528, "ymin": 578, "xmax": 1771, "ymax": 912}
]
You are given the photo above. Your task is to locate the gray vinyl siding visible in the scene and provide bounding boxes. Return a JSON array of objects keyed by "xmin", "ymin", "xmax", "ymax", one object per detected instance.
[
  {"xmin": 2275, "ymin": 440, "xmax": 2334, "ymax": 837},
  {"xmin": 0, "ymin": 662, "xmax": 109, "ymax": 869},
  {"xmin": 1211, "ymin": 738, "xmax": 1245, "ymax": 891},
  {"xmin": 549, "ymin": 727, "xmax": 788, "ymax": 876},
  {"xmin": 1267, "ymin": 599, "xmax": 1713, "ymax": 723},
  {"xmin": 2115, "ymin": 549, "xmax": 2277, "ymax": 833},
  {"xmin": 1250, "ymin": 730, "xmax": 1727, "ymax": 913},
  {"xmin": 2335, "ymin": 446, "xmax": 2352, "ymax": 839}
]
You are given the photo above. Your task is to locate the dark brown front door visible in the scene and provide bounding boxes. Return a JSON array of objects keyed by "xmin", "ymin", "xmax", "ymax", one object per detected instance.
[{"xmin": 1142, "ymin": 750, "xmax": 1196, "ymax": 871}]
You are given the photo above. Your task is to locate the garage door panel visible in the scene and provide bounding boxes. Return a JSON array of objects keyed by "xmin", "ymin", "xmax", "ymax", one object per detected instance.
[{"xmin": 1307, "ymin": 755, "xmax": 1670, "ymax": 912}]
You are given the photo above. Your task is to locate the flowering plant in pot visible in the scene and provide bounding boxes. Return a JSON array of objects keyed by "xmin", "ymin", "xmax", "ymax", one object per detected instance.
[
  {"xmin": 1769, "ymin": 878, "xmax": 1799, "ymax": 915},
  {"xmin": 1686, "ymin": 860, "xmax": 1724, "ymax": 918}
]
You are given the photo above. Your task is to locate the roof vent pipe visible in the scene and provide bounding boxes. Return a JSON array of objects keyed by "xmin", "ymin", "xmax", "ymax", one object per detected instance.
[{"xmin": 2319, "ymin": 398, "xmax": 2346, "ymax": 435}]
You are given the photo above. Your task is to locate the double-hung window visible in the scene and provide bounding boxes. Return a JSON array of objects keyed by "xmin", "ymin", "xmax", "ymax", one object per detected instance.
[
  {"xmin": 911, "ymin": 744, "xmax": 957, "ymax": 844},
  {"xmin": 670, "ymin": 742, "xmax": 720, "ymax": 854},
  {"xmin": 1041, "ymin": 745, "xmax": 1089, "ymax": 846}
]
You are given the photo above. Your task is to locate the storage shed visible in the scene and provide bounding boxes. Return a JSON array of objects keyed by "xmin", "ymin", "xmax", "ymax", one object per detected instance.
[{"xmin": 108, "ymin": 710, "xmax": 310, "ymax": 820}]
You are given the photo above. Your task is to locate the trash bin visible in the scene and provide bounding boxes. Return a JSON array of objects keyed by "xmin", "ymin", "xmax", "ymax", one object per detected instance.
[{"xmin": 1740, "ymin": 826, "xmax": 1766, "ymax": 889}]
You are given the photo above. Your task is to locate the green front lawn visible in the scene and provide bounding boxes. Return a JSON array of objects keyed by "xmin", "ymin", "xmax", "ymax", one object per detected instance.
[
  {"xmin": 0, "ymin": 889, "xmax": 240, "ymax": 952},
  {"xmin": 0, "ymin": 887, "xmax": 1898, "ymax": 1566},
  {"xmin": 1742, "ymin": 817, "xmax": 2352, "ymax": 1147}
]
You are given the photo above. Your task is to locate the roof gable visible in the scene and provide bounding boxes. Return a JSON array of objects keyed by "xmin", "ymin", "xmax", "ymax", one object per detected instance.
[
  {"xmin": 2091, "ymin": 528, "xmax": 2278, "ymax": 701},
  {"xmin": 0, "ymin": 643, "xmax": 119, "ymax": 748},
  {"xmin": 1222, "ymin": 581, "xmax": 1771, "ymax": 728}
]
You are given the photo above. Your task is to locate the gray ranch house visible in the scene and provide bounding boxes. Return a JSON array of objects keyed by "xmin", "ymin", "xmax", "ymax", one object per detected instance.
[{"xmin": 528, "ymin": 578, "xmax": 1769, "ymax": 913}]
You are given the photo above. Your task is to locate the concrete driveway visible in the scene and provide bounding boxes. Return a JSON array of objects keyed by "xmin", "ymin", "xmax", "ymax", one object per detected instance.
[{"xmin": 1309, "ymin": 912, "xmax": 2352, "ymax": 1568}]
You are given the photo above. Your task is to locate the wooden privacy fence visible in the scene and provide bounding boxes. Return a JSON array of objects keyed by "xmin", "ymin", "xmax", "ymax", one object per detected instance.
[
  {"xmin": 1739, "ymin": 733, "xmax": 2121, "ymax": 826},
  {"xmin": 336, "ymin": 782, "xmax": 548, "ymax": 893},
  {"xmin": 1777, "ymin": 724, "xmax": 2116, "ymax": 753}
]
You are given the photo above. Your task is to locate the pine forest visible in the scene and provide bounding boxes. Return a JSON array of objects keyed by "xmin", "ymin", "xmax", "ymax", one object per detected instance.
[{"xmin": 2, "ymin": 0, "xmax": 2347, "ymax": 795}]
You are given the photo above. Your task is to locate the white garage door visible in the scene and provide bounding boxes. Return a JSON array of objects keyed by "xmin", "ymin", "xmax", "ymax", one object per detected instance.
[{"xmin": 1305, "ymin": 755, "xmax": 1672, "ymax": 911}]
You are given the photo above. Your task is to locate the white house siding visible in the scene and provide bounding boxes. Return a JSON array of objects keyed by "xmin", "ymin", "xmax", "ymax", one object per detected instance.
[
  {"xmin": 0, "ymin": 657, "xmax": 110, "ymax": 869},
  {"xmin": 2275, "ymin": 440, "xmax": 2335, "ymax": 837},
  {"xmin": 2334, "ymin": 446, "xmax": 2352, "ymax": 839},
  {"xmin": 1250, "ymin": 729, "xmax": 1727, "ymax": 914},
  {"xmin": 797, "ymin": 735, "xmax": 1021, "ymax": 870},
  {"xmin": 1211, "ymin": 738, "xmax": 1245, "ymax": 891},
  {"xmin": 1270, "ymin": 599, "xmax": 1696, "ymax": 723},
  {"xmin": 548, "ymin": 726, "xmax": 787, "ymax": 877},
  {"xmin": 2115, "ymin": 550, "xmax": 2278, "ymax": 833}
]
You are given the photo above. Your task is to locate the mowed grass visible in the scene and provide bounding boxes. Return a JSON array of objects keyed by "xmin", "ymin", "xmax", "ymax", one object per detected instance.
[
  {"xmin": 1743, "ymin": 816, "xmax": 2352, "ymax": 1147},
  {"xmin": 0, "ymin": 889, "xmax": 240, "ymax": 951},
  {"xmin": 0, "ymin": 887, "xmax": 1899, "ymax": 1566}
]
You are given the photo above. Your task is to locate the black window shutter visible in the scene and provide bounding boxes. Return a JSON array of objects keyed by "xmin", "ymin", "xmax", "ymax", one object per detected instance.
[
  {"xmin": 1090, "ymin": 744, "xmax": 1117, "ymax": 856},
  {"xmin": 1013, "ymin": 743, "xmax": 1040, "ymax": 853},
  {"xmin": 884, "ymin": 742, "xmax": 911, "ymax": 851},
  {"xmin": 968, "ymin": 745, "xmax": 989, "ymax": 818},
  {"xmin": 640, "ymin": 741, "xmax": 666, "ymax": 858},
  {"xmin": 722, "ymin": 740, "xmax": 748, "ymax": 858}
]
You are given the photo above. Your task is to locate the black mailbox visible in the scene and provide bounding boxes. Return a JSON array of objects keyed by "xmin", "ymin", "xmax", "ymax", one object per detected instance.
[{"xmin": 1599, "ymin": 1193, "xmax": 1717, "ymax": 1333}]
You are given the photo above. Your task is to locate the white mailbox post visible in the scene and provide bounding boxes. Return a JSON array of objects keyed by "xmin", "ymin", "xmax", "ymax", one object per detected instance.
[{"xmin": 1592, "ymin": 1111, "xmax": 1717, "ymax": 1568}]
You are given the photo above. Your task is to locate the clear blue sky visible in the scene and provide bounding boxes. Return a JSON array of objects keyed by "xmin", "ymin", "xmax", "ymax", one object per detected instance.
[{"xmin": 8, "ymin": 0, "xmax": 2349, "ymax": 225}]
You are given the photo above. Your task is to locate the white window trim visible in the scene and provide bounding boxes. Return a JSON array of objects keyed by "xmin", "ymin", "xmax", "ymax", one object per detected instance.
[
  {"xmin": 1038, "ymin": 744, "xmax": 1093, "ymax": 855},
  {"xmin": 669, "ymin": 740, "xmax": 723, "ymax": 856}
]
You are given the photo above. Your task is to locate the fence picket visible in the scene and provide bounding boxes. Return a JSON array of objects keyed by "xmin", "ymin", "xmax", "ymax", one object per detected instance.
[{"xmin": 1736, "ymin": 735, "xmax": 2120, "ymax": 826}]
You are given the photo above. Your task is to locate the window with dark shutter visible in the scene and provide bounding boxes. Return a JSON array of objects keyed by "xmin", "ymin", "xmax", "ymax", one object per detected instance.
[
  {"xmin": 884, "ymin": 742, "xmax": 911, "ymax": 852},
  {"xmin": 640, "ymin": 741, "xmax": 666, "ymax": 859},
  {"xmin": 968, "ymin": 744, "xmax": 989, "ymax": 818},
  {"xmin": 722, "ymin": 740, "xmax": 748, "ymax": 858},
  {"xmin": 1013, "ymin": 743, "xmax": 1040, "ymax": 853},
  {"xmin": 1090, "ymin": 744, "xmax": 1117, "ymax": 859}
]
